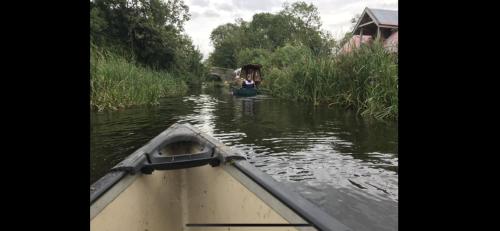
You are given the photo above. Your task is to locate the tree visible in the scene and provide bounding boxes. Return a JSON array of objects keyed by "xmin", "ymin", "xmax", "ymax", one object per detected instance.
[
  {"xmin": 281, "ymin": 1, "xmax": 322, "ymax": 30},
  {"xmin": 208, "ymin": 21, "xmax": 248, "ymax": 68},
  {"xmin": 90, "ymin": 4, "xmax": 108, "ymax": 44},
  {"xmin": 279, "ymin": 1, "xmax": 330, "ymax": 55},
  {"xmin": 90, "ymin": 0, "xmax": 201, "ymax": 72},
  {"xmin": 247, "ymin": 13, "xmax": 291, "ymax": 50},
  {"xmin": 209, "ymin": 23, "xmax": 240, "ymax": 48}
]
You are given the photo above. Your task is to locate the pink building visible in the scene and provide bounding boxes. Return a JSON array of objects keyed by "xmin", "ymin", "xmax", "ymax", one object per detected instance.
[
  {"xmin": 383, "ymin": 31, "xmax": 398, "ymax": 53},
  {"xmin": 339, "ymin": 35, "xmax": 373, "ymax": 53}
]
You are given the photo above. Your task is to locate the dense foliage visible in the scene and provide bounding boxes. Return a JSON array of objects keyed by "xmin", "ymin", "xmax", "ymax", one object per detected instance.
[
  {"xmin": 90, "ymin": 0, "xmax": 207, "ymax": 110},
  {"xmin": 208, "ymin": 1, "xmax": 335, "ymax": 68}
]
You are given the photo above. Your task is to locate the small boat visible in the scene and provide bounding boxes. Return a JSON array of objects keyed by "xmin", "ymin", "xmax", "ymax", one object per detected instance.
[
  {"xmin": 90, "ymin": 123, "xmax": 350, "ymax": 231},
  {"xmin": 233, "ymin": 87, "xmax": 258, "ymax": 97}
]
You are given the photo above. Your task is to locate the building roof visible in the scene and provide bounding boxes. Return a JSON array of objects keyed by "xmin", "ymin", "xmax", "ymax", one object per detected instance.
[
  {"xmin": 368, "ymin": 8, "xmax": 398, "ymax": 26},
  {"xmin": 352, "ymin": 7, "xmax": 398, "ymax": 34}
]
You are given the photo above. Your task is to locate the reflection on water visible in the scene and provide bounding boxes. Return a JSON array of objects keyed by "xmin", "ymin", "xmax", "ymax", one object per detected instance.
[{"xmin": 91, "ymin": 87, "xmax": 398, "ymax": 231}]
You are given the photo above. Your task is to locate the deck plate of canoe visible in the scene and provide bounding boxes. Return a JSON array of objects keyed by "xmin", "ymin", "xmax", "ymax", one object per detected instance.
[{"xmin": 91, "ymin": 123, "xmax": 351, "ymax": 231}]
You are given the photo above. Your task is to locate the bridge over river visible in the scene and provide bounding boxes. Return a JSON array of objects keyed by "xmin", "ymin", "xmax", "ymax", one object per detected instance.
[{"xmin": 208, "ymin": 67, "xmax": 235, "ymax": 82}]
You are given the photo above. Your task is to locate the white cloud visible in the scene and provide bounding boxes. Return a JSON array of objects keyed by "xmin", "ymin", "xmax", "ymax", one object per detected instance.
[
  {"xmin": 183, "ymin": 0, "xmax": 398, "ymax": 60},
  {"xmin": 190, "ymin": 0, "xmax": 209, "ymax": 7},
  {"xmin": 215, "ymin": 3, "xmax": 234, "ymax": 12},
  {"xmin": 190, "ymin": 11, "xmax": 201, "ymax": 19},
  {"xmin": 202, "ymin": 9, "xmax": 220, "ymax": 17},
  {"xmin": 231, "ymin": 0, "xmax": 282, "ymax": 11}
]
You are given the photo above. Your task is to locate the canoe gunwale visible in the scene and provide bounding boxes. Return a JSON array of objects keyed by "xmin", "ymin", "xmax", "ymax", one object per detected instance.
[
  {"xmin": 90, "ymin": 173, "xmax": 138, "ymax": 220},
  {"xmin": 90, "ymin": 171, "xmax": 126, "ymax": 204}
]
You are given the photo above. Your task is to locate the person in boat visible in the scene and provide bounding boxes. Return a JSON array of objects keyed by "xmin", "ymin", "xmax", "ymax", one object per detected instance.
[{"xmin": 242, "ymin": 76, "xmax": 255, "ymax": 89}]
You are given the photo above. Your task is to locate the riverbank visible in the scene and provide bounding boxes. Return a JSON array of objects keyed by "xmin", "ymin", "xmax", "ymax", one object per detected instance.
[
  {"xmin": 257, "ymin": 43, "xmax": 398, "ymax": 120},
  {"xmin": 90, "ymin": 45, "xmax": 188, "ymax": 111}
]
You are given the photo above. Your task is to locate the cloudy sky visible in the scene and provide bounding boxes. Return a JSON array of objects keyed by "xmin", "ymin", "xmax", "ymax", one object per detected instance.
[{"xmin": 183, "ymin": 0, "xmax": 398, "ymax": 60}]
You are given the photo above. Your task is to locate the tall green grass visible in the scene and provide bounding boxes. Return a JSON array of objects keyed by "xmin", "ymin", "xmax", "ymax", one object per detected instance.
[
  {"xmin": 261, "ymin": 42, "xmax": 398, "ymax": 120},
  {"xmin": 91, "ymin": 45, "xmax": 188, "ymax": 111}
]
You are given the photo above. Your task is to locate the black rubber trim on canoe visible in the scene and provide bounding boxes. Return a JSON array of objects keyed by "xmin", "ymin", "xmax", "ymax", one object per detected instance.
[
  {"xmin": 141, "ymin": 156, "xmax": 220, "ymax": 173},
  {"xmin": 233, "ymin": 161, "xmax": 352, "ymax": 231},
  {"xmin": 186, "ymin": 223, "xmax": 312, "ymax": 227},
  {"xmin": 90, "ymin": 171, "xmax": 126, "ymax": 204}
]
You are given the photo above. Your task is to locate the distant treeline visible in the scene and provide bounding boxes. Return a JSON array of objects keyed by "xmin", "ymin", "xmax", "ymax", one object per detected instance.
[{"xmin": 207, "ymin": 1, "xmax": 335, "ymax": 68}]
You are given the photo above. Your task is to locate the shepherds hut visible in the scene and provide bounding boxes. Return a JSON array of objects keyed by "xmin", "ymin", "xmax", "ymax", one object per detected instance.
[{"xmin": 241, "ymin": 64, "xmax": 263, "ymax": 87}]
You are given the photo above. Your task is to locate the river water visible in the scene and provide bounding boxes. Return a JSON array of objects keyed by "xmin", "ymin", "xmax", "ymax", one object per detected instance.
[{"xmin": 91, "ymin": 86, "xmax": 398, "ymax": 231}]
